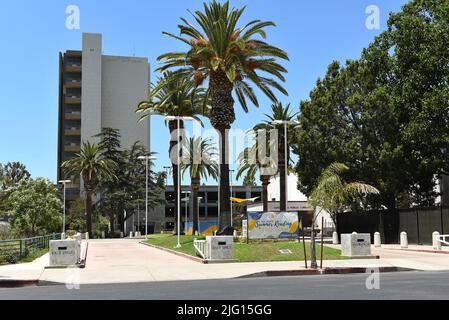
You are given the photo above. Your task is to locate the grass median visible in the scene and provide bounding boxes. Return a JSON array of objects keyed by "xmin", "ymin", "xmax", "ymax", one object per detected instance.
[{"xmin": 145, "ymin": 234, "xmax": 345, "ymax": 262}]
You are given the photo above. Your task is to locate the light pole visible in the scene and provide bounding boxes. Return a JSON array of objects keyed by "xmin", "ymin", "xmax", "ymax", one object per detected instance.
[
  {"xmin": 182, "ymin": 191, "xmax": 191, "ymax": 233},
  {"xmin": 272, "ymin": 120, "xmax": 299, "ymax": 211},
  {"xmin": 230, "ymin": 169, "xmax": 235, "ymax": 227},
  {"xmin": 197, "ymin": 196, "xmax": 203, "ymax": 234},
  {"xmin": 138, "ymin": 155, "xmax": 157, "ymax": 240},
  {"xmin": 58, "ymin": 179, "xmax": 71, "ymax": 239},
  {"xmin": 165, "ymin": 115, "xmax": 198, "ymax": 248}
]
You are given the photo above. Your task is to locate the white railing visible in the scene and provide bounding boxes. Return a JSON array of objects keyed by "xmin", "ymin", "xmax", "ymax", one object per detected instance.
[
  {"xmin": 437, "ymin": 235, "xmax": 449, "ymax": 246},
  {"xmin": 193, "ymin": 239, "xmax": 206, "ymax": 259}
]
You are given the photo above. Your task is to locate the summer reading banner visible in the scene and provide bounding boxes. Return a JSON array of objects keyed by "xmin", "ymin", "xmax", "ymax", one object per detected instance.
[{"xmin": 247, "ymin": 212, "xmax": 300, "ymax": 240}]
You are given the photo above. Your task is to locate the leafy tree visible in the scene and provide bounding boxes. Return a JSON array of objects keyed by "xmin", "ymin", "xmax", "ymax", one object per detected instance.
[
  {"xmin": 62, "ymin": 142, "xmax": 117, "ymax": 236},
  {"xmin": 66, "ymin": 197, "xmax": 86, "ymax": 232},
  {"xmin": 137, "ymin": 72, "xmax": 209, "ymax": 231},
  {"xmin": 5, "ymin": 178, "xmax": 62, "ymax": 237},
  {"xmin": 293, "ymin": 0, "xmax": 449, "ymax": 210},
  {"xmin": 157, "ymin": 0, "xmax": 289, "ymax": 228},
  {"xmin": 181, "ymin": 137, "xmax": 218, "ymax": 234},
  {"xmin": 0, "ymin": 162, "xmax": 30, "ymax": 190}
]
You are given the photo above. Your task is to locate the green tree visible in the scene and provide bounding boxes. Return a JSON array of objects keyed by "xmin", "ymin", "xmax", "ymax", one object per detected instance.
[
  {"xmin": 0, "ymin": 162, "xmax": 30, "ymax": 189},
  {"xmin": 293, "ymin": 0, "xmax": 449, "ymax": 210},
  {"xmin": 66, "ymin": 197, "xmax": 86, "ymax": 232},
  {"xmin": 62, "ymin": 142, "xmax": 117, "ymax": 236},
  {"xmin": 181, "ymin": 137, "xmax": 219, "ymax": 234},
  {"xmin": 254, "ymin": 102, "xmax": 297, "ymax": 211},
  {"xmin": 137, "ymin": 71, "xmax": 209, "ymax": 232},
  {"xmin": 5, "ymin": 178, "xmax": 62, "ymax": 237},
  {"xmin": 157, "ymin": 0, "xmax": 289, "ymax": 228}
]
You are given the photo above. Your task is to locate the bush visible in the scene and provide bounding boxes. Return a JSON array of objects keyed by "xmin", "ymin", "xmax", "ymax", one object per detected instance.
[
  {"xmin": 4, "ymin": 253, "xmax": 17, "ymax": 264},
  {"xmin": 65, "ymin": 230, "xmax": 77, "ymax": 237}
]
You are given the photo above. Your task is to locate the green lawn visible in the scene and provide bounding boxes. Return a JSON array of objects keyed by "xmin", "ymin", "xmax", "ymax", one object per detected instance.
[{"xmin": 145, "ymin": 234, "xmax": 345, "ymax": 262}]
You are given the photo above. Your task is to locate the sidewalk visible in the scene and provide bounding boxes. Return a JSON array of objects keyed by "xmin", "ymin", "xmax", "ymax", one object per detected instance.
[{"xmin": 2, "ymin": 239, "xmax": 449, "ymax": 286}]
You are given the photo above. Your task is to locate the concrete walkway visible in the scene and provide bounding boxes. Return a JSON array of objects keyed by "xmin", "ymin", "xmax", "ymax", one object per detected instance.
[{"xmin": 2, "ymin": 239, "xmax": 449, "ymax": 285}]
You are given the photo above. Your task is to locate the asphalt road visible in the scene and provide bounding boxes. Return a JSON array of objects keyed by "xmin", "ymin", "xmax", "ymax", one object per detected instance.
[{"xmin": 1, "ymin": 271, "xmax": 448, "ymax": 300}]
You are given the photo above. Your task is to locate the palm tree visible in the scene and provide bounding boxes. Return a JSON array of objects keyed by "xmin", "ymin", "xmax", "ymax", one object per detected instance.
[
  {"xmin": 236, "ymin": 130, "xmax": 278, "ymax": 212},
  {"xmin": 62, "ymin": 142, "xmax": 117, "ymax": 236},
  {"xmin": 181, "ymin": 137, "xmax": 219, "ymax": 234},
  {"xmin": 254, "ymin": 102, "xmax": 297, "ymax": 211},
  {"xmin": 136, "ymin": 71, "xmax": 209, "ymax": 232},
  {"xmin": 157, "ymin": 0, "xmax": 289, "ymax": 228},
  {"xmin": 308, "ymin": 162, "xmax": 380, "ymax": 268}
]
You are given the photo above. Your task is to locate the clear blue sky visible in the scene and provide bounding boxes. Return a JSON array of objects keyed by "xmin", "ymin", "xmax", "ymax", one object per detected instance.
[{"xmin": 0, "ymin": 0, "xmax": 407, "ymax": 185}]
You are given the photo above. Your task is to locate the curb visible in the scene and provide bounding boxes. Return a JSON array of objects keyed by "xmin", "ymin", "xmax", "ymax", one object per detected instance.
[
  {"xmin": 0, "ymin": 279, "xmax": 39, "ymax": 288},
  {"xmin": 238, "ymin": 266, "xmax": 415, "ymax": 278},
  {"xmin": 140, "ymin": 241, "xmax": 206, "ymax": 263},
  {"xmin": 399, "ymin": 248, "xmax": 449, "ymax": 255}
]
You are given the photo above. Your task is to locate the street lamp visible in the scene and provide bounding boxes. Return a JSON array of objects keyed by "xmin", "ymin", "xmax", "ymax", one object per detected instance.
[
  {"xmin": 182, "ymin": 191, "xmax": 191, "ymax": 232},
  {"xmin": 58, "ymin": 179, "xmax": 71, "ymax": 239},
  {"xmin": 271, "ymin": 120, "xmax": 299, "ymax": 211},
  {"xmin": 137, "ymin": 155, "xmax": 157, "ymax": 240},
  {"xmin": 165, "ymin": 115, "xmax": 197, "ymax": 248},
  {"xmin": 230, "ymin": 169, "xmax": 235, "ymax": 227},
  {"xmin": 197, "ymin": 196, "xmax": 203, "ymax": 234}
]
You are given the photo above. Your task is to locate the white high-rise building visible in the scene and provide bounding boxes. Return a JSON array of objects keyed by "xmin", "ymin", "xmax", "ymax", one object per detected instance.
[{"xmin": 57, "ymin": 33, "xmax": 150, "ymax": 197}]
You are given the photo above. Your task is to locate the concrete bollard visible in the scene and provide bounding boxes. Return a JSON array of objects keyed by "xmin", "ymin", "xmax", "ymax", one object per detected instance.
[
  {"xmin": 130, "ymin": 231, "xmax": 134, "ymax": 238},
  {"xmin": 433, "ymin": 231, "xmax": 442, "ymax": 250},
  {"xmin": 352, "ymin": 231, "xmax": 357, "ymax": 235},
  {"xmin": 85, "ymin": 232, "xmax": 89, "ymax": 240},
  {"xmin": 120, "ymin": 232, "xmax": 124, "ymax": 238},
  {"xmin": 101, "ymin": 231, "xmax": 105, "ymax": 239},
  {"xmin": 332, "ymin": 232, "xmax": 339, "ymax": 245},
  {"xmin": 400, "ymin": 231, "xmax": 408, "ymax": 248},
  {"xmin": 61, "ymin": 233, "xmax": 66, "ymax": 240},
  {"xmin": 374, "ymin": 232, "xmax": 381, "ymax": 247}
]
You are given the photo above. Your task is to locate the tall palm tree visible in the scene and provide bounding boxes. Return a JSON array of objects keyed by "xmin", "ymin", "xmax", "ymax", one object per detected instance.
[
  {"xmin": 157, "ymin": 0, "xmax": 289, "ymax": 228},
  {"xmin": 236, "ymin": 130, "xmax": 278, "ymax": 212},
  {"xmin": 254, "ymin": 102, "xmax": 297, "ymax": 211},
  {"xmin": 62, "ymin": 142, "xmax": 117, "ymax": 235},
  {"xmin": 308, "ymin": 162, "xmax": 380, "ymax": 268},
  {"xmin": 181, "ymin": 137, "xmax": 219, "ymax": 234},
  {"xmin": 136, "ymin": 71, "xmax": 210, "ymax": 232}
]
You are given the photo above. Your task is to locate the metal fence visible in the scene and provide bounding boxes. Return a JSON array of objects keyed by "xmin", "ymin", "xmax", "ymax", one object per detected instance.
[
  {"xmin": 0, "ymin": 233, "xmax": 61, "ymax": 261},
  {"xmin": 337, "ymin": 206, "xmax": 449, "ymax": 245}
]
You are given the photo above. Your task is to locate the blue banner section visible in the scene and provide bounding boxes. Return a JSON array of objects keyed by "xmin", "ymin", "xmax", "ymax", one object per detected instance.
[{"xmin": 185, "ymin": 220, "xmax": 219, "ymax": 236}]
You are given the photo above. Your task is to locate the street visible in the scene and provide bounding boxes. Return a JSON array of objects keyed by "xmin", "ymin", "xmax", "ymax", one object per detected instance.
[{"xmin": 1, "ymin": 271, "xmax": 448, "ymax": 300}]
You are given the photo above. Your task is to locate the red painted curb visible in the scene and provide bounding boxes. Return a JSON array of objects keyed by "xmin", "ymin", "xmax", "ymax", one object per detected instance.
[
  {"xmin": 0, "ymin": 279, "xmax": 39, "ymax": 288},
  {"xmin": 140, "ymin": 241, "xmax": 206, "ymax": 263},
  {"xmin": 400, "ymin": 249, "xmax": 449, "ymax": 255},
  {"xmin": 240, "ymin": 266, "xmax": 411, "ymax": 278}
]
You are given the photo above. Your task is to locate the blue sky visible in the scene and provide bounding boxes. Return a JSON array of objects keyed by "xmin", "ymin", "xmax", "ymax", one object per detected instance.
[{"xmin": 0, "ymin": 0, "xmax": 407, "ymax": 185}]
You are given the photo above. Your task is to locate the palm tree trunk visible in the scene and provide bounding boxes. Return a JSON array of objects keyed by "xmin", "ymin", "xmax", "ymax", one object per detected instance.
[
  {"xmin": 209, "ymin": 71, "xmax": 235, "ymax": 230},
  {"xmin": 169, "ymin": 120, "xmax": 184, "ymax": 233},
  {"xmin": 261, "ymin": 175, "xmax": 271, "ymax": 212},
  {"xmin": 192, "ymin": 176, "xmax": 200, "ymax": 234},
  {"xmin": 86, "ymin": 190, "xmax": 93, "ymax": 236}
]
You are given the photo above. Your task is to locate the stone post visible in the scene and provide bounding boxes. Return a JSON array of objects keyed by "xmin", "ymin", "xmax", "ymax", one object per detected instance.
[
  {"xmin": 374, "ymin": 232, "xmax": 381, "ymax": 247},
  {"xmin": 433, "ymin": 231, "xmax": 441, "ymax": 250},
  {"xmin": 332, "ymin": 231, "xmax": 339, "ymax": 245},
  {"xmin": 400, "ymin": 231, "xmax": 408, "ymax": 249}
]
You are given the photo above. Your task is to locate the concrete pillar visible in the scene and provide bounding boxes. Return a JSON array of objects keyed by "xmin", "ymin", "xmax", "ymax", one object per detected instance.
[
  {"xmin": 374, "ymin": 232, "xmax": 381, "ymax": 247},
  {"xmin": 433, "ymin": 231, "xmax": 442, "ymax": 250},
  {"xmin": 400, "ymin": 231, "xmax": 408, "ymax": 248},
  {"xmin": 332, "ymin": 232, "xmax": 339, "ymax": 245}
]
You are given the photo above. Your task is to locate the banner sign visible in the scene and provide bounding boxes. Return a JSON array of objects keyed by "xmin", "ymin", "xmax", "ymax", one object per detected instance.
[{"xmin": 248, "ymin": 212, "xmax": 299, "ymax": 240}]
